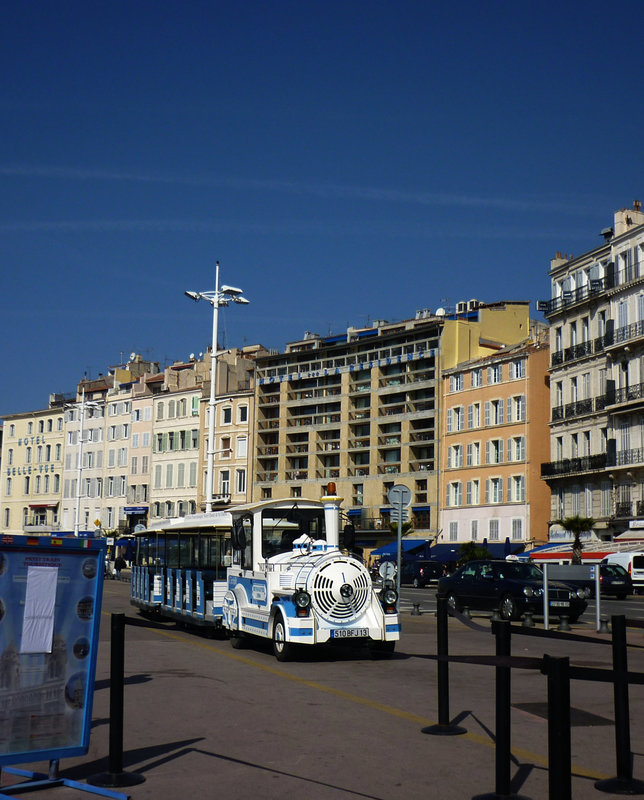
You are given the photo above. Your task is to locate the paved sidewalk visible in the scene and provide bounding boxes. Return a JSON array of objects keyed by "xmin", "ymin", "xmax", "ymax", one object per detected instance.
[{"xmin": 3, "ymin": 582, "xmax": 644, "ymax": 799}]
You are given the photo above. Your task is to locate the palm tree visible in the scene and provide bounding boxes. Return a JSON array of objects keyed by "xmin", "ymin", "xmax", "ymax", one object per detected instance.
[{"xmin": 554, "ymin": 515, "xmax": 595, "ymax": 565}]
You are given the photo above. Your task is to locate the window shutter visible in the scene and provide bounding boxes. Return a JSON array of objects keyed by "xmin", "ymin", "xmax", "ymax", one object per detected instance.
[
  {"xmin": 498, "ymin": 401, "xmax": 504, "ymax": 424},
  {"xmin": 484, "ymin": 401, "xmax": 490, "ymax": 426},
  {"xmin": 485, "ymin": 479, "xmax": 490, "ymax": 503},
  {"xmin": 485, "ymin": 441, "xmax": 490, "ymax": 463},
  {"xmin": 499, "ymin": 439, "xmax": 504, "ymax": 462}
]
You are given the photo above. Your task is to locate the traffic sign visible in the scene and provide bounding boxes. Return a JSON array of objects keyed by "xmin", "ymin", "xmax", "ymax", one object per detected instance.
[{"xmin": 388, "ymin": 484, "xmax": 411, "ymax": 507}]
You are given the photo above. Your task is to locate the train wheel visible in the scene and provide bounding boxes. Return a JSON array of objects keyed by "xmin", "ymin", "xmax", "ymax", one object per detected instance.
[{"xmin": 272, "ymin": 616, "xmax": 292, "ymax": 662}]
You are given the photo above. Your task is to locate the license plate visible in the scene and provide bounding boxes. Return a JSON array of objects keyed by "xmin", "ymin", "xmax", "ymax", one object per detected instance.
[
  {"xmin": 612, "ymin": 581, "xmax": 624, "ymax": 585},
  {"xmin": 330, "ymin": 628, "xmax": 369, "ymax": 639},
  {"xmin": 549, "ymin": 601, "xmax": 569, "ymax": 607}
]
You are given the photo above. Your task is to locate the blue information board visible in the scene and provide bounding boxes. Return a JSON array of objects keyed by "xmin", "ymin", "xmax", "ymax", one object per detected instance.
[{"xmin": 0, "ymin": 534, "xmax": 105, "ymax": 766}]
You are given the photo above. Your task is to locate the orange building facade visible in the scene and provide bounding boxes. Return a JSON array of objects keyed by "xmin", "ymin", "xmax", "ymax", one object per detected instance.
[{"xmin": 440, "ymin": 331, "xmax": 551, "ymax": 549}]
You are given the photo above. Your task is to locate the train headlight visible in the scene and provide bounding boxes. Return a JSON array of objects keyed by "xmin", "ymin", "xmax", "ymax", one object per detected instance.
[
  {"xmin": 293, "ymin": 590, "xmax": 311, "ymax": 616},
  {"xmin": 380, "ymin": 587, "xmax": 398, "ymax": 613}
]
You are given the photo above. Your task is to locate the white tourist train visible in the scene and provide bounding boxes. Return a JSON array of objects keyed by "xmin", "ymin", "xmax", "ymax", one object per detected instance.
[{"xmin": 130, "ymin": 484, "xmax": 400, "ymax": 660}]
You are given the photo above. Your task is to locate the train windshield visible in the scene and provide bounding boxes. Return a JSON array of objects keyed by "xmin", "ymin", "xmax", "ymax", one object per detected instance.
[{"xmin": 261, "ymin": 506, "xmax": 326, "ymax": 558}]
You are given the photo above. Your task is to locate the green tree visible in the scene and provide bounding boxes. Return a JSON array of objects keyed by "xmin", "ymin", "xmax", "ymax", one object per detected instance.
[
  {"xmin": 458, "ymin": 541, "xmax": 491, "ymax": 563},
  {"xmin": 389, "ymin": 520, "xmax": 414, "ymax": 537},
  {"xmin": 554, "ymin": 515, "xmax": 595, "ymax": 565}
]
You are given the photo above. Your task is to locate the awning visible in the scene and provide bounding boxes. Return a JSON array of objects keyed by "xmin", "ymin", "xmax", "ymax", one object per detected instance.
[
  {"xmin": 370, "ymin": 540, "xmax": 430, "ymax": 557},
  {"xmin": 28, "ymin": 502, "xmax": 58, "ymax": 509},
  {"xmin": 426, "ymin": 542, "xmax": 525, "ymax": 563},
  {"xmin": 346, "ymin": 509, "xmax": 362, "ymax": 516}
]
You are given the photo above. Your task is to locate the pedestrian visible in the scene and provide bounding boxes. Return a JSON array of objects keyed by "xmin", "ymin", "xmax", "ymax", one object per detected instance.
[{"xmin": 114, "ymin": 554, "xmax": 127, "ymax": 581}]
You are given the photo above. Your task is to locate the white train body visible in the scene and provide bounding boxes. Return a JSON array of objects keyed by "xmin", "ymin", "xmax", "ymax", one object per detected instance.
[{"xmin": 222, "ymin": 491, "xmax": 400, "ymax": 659}]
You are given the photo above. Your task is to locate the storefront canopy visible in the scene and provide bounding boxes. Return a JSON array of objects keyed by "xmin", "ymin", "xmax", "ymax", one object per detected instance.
[{"xmin": 370, "ymin": 540, "xmax": 430, "ymax": 558}]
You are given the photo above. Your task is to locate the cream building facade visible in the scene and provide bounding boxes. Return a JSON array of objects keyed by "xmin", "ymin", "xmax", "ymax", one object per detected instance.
[
  {"xmin": 2, "ymin": 402, "xmax": 65, "ymax": 534},
  {"xmin": 543, "ymin": 201, "xmax": 644, "ymax": 540}
]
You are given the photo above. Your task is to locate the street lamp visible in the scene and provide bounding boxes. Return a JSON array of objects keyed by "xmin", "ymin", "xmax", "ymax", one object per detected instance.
[{"xmin": 185, "ymin": 261, "xmax": 249, "ymax": 513}]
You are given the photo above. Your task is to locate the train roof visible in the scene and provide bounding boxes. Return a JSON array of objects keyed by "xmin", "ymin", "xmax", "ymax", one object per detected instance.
[{"xmin": 137, "ymin": 496, "xmax": 331, "ymax": 535}]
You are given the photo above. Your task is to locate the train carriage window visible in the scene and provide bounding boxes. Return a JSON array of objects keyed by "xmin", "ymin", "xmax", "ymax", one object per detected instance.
[
  {"xmin": 166, "ymin": 535, "xmax": 179, "ymax": 568},
  {"xmin": 178, "ymin": 535, "xmax": 192, "ymax": 568},
  {"xmin": 261, "ymin": 507, "xmax": 326, "ymax": 558}
]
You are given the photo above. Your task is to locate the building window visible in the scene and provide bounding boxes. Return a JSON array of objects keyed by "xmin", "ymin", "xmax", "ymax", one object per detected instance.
[
  {"xmin": 239, "ymin": 405, "xmax": 248, "ymax": 423},
  {"xmin": 510, "ymin": 359, "xmax": 526, "ymax": 380},
  {"xmin": 471, "ymin": 519, "xmax": 478, "ymax": 540},
  {"xmin": 468, "ymin": 403, "xmax": 481, "ymax": 428},
  {"xmin": 486, "ymin": 477, "xmax": 503, "ymax": 503},
  {"xmin": 511, "ymin": 518, "xmax": 523, "ymax": 540},
  {"xmin": 222, "ymin": 407, "xmax": 232, "ymax": 425},
  {"xmin": 220, "ymin": 470, "xmax": 230, "ymax": 495},
  {"xmin": 449, "ymin": 521, "xmax": 458, "ymax": 541},
  {"xmin": 486, "ymin": 439, "xmax": 504, "ymax": 464},
  {"xmin": 472, "ymin": 369, "xmax": 483, "ymax": 388},
  {"xmin": 488, "ymin": 365, "xmax": 502, "ymax": 384},
  {"xmin": 236, "ymin": 468, "xmax": 246, "ymax": 494},
  {"xmin": 447, "ymin": 481, "xmax": 462, "ymax": 507},
  {"xmin": 485, "ymin": 399, "xmax": 504, "ymax": 426},
  {"xmin": 450, "ymin": 374, "xmax": 464, "ymax": 392},
  {"xmin": 488, "ymin": 519, "xmax": 500, "ymax": 541}
]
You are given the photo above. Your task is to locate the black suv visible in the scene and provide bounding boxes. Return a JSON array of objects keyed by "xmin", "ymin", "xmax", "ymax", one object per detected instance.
[
  {"xmin": 401, "ymin": 560, "xmax": 443, "ymax": 588},
  {"xmin": 437, "ymin": 559, "xmax": 588, "ymax": 622}
]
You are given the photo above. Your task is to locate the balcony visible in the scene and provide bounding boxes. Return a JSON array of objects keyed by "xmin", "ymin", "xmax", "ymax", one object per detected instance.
[
  {"xmin": 606, "ymin": 320, "xmax": 644, "ymax": 353},
  {"xmin": 541, "ymin": 453, "xmax": 608, "ymax": 478},
  {"xmin": 551, "ymin": 395, "xmax": 607, "ymax": 421},
  {"xmin": 348, "ymin": 467, "xmax": 370, "ymax": 477},
  {"xmin": 615, "ymin": 448, "xmax": 644, "ymax": 467},
  {"xmin": 606, "ymin": 381, "xmax": 644, "ymax": 410},
  {"xmin": 409, "ymin": 460, "xmax": 434, "ymax": 472},
  {"xmin": 24, "ymin": 521, "xmax": 60, "ymax": 532},
  {"xmin": 542, "ymin": 278, "xmax": 609, "ymax": 316},
  {"xmin": 614, "ymin": 501, "xmax": 633, "ymax": 518},
  {"xmin": 285, "ymin": 470, "xmax": 308, "ymax": 481},
  {"xmin": 256, "ymin": 471, "xmax": 278, "ymax": 482}
]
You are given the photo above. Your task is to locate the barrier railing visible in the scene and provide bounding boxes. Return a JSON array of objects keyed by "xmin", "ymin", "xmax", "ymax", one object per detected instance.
[{"xmin": 426, "ymin": 598, "xmax": 644, "ymax": 800}]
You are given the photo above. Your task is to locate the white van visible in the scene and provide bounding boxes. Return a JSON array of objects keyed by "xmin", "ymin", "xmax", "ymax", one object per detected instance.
[{"xmin": 602, "ymin": 552, "xmax": 644, "ymax": 593}]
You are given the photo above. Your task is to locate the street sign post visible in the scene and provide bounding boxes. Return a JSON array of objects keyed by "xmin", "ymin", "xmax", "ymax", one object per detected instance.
[{"xmin": 388, "ymin": 485, "xmax": 412, "ymax": 594}]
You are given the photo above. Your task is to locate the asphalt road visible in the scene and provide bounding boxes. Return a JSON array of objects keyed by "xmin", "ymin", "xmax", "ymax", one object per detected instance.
[
  {"xmin": 399, "ymin": 584, "xmax": 644, "ymax": 624},
  {"xmin": 6, "ymin": 580, "xmax": 644, "ymax": 799}
]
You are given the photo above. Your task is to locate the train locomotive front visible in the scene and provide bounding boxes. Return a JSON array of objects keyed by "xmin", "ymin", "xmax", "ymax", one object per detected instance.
[{"xmin": 223, "ymin": 487, "xmax": 400, "ymax": 660}]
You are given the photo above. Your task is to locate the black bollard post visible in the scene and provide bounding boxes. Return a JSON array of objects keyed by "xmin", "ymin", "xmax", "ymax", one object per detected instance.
[
  {"xmin": 87, "ymin": 614, "xmax": 145, "ymax": 789},
  {"xmin": 422, "ymin": 596, "xmax": 466, "ymax": 736},
  {"xmin": 474, "ymin": 622, "xmax": 530, "ymax": 800},
  {"xmin": 595, "ymin": 615, "xmax": 644, "ymax": 794},
  {"xmin": 542, "ymin": 655, "xmax": 571, "ymax": 800}
]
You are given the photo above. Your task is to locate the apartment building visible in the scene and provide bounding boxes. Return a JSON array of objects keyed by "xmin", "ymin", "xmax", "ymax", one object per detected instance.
[
  {"xmin": 1, "ymin": 401, "xmax": 65, "ymax": 534},
  {"xmin": 440, "ymin": 330, "xmax": 551, "ymax": 547},
  {"xmin": 252, "ymin": 302, "xmax": 532, "ymax": 540},
  {"xmin": 542, "ymin": 201, "xmax": 644, "ymax": 540},
  {"xmin": 195, "ymin": 346, "xmax": 261, "ymax": 510}
]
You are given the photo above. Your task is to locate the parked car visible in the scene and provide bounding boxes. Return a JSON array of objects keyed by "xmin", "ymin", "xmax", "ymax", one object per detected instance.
[
  {"xmin": 436, "ymin": 559, "xmax": 588, "ymax": 622},
  {"xmin": 602, "ymin": 553, "xmax": 644, "ymax": 594},
  {"xmin": 562, "ymin": 563, "xmax": 633, "ymax": 599},
  {"xmin": 401, "ymin": 560, "xmax": 444, "ymax": 588}
]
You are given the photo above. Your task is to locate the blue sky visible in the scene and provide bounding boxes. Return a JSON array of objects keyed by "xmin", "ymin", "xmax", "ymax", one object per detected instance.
[{"xmin": 2, "ymin": 0, "xmax": 643, "ymax": 416}]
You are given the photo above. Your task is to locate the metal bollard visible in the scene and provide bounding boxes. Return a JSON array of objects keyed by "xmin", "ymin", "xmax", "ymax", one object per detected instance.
[
  {"xmin": 557, "ymin": 615, "xmax": 570, "ymax": 632},
  {"xmin": 411, "ymin": 603, "xmax": 421, "ymax": 616},
  {"xmin": 522, "ymin": 612, "xmax": 535, "ymax": 628},
  {"xmin": 422, "ymin": 596, "xmax": 466, "ymax": 736},
  {"xmin": 542, "ymin": 654, "xmax": 571, "ymax": 800},
  {"xmin": 595, "ymin": 615, "xmax": 644, "ymax": 794}
]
